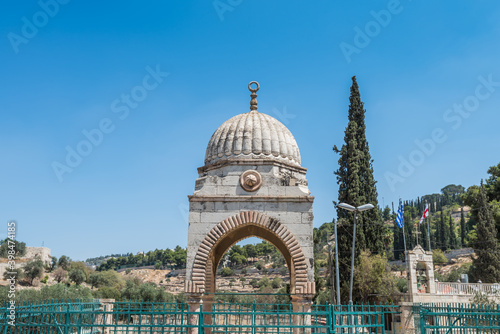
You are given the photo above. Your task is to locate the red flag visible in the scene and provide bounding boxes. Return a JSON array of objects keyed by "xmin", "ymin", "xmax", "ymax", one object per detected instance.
[{"xmin": 419, "ymin": 204, "xmax": 429, "ymax": 224}]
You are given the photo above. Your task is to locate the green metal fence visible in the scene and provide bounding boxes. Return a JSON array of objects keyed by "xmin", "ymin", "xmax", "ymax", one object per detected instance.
[
  {"xmin": 330, "ymin": 305, "xmax": 400, "ymax": 334},
  {"xmin": 413, "ymin": 303, "xmax": 500, "ymax": 334},
  {"xmin": 1, "ymin": 299, "xmax": 399, "ymax": 334},
  {"xmin": 0, "ymin": 299, "xmax": 103, "ymax": 334}
]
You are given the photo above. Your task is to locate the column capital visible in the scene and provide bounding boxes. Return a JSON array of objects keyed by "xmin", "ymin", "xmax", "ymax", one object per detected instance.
[
  {"xmin": 186, "ymin": 293, "xmax": 203, "ymax": 305},
  {"xmin": 291, "ymin": 295, "xmax": 314, "ymax": 304}
]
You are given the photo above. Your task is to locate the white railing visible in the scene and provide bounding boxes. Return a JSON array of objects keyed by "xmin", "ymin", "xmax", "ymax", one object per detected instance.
[{"xmin": 436, "ymin": 281, "xmax": 500, "ymax": 295}]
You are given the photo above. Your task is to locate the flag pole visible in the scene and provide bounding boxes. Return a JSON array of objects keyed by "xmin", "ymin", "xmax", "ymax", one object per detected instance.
[
  {"xmin": 426, "ymin": 202, "xmax": 432, "ymax": 252},
  {"xmin": 402, "ymin": 223, "xmax": 408, "ymax": 269},
  {"xmin": 397, "ymin": 198, "xmax": 409, "ymax": 278},
  {"xmin": 401, "ymin": 199, "xmax": 408, "ymax": 275}
]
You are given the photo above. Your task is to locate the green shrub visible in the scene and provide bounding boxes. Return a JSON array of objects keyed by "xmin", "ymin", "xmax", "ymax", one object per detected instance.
[
  {"xmin": 3, "ymin": 268, "xmax": 24, "ymax": 282},
  {"xmin": 442, "ymin": 263, "xmax": 472, "ymax": 282},
  {"xmin": 272, "ymin": 277, "xmax": 282, "ymax": 288},
  {"xmin": 68, "ymin": 269, "xmax": 86, "ymax": 285},
  {"xmin": 0, "ymin": 283, "xmax": 93, "ymax": 304},
  {"xmin": 0, "ymin": 239, "xmax": 27, "ymax": 258},
  {"xmin": 257, "ymin": 277, "xmax": 270, "ymax": 288},
  {"xmin": 24, "ymin": 258, "xmax": 45, "ymax": 285},
  {"xmin": 250, "ymin": 278, "xmax": 259, "ymax": 288},
  {"xmin": 391, "ymin": 264, "xmax": 406, "ymax": 272},
  {"xmin": 396, "ymin": 278, "xmax": 408, "ymax": 293},
  {"xmin": 94, "ymin": 286, "xmax": 121, "ymax": 299},
  {"xmin": 220, "ymin": 267, "xmax": 234, "ymax": 277},
  {"xmin": 432, "ymin": 249, "xmax": 448, "ymax": 264}
]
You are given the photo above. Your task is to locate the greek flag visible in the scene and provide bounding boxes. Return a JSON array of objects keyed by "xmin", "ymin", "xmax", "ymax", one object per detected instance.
[{"xmin": 396, "ymin": 199, "xmax": 404, "ymax": 228}]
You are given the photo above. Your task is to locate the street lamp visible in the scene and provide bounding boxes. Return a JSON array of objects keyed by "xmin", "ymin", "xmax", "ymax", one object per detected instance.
[{"xmin": 337, "ymin": 202, "xmax": 375, "ymax": 305}]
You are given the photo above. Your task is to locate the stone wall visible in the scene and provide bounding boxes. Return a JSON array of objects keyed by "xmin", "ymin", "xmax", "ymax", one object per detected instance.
[
  {"xmin": 21, "ymin": 247, "xmax": 52, "ymax": 264},
  {"xmin": 0, "ymin": 247, "xmax": 52, "ymax": 279}
]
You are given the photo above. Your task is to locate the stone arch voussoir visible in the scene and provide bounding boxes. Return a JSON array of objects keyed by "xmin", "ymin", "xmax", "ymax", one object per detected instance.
[{"xmin": 185, "ymin": 211, "xmax": 315, "ymax": 296}]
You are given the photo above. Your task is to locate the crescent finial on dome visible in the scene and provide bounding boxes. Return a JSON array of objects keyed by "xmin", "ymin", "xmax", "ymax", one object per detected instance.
[
  {"xmin": 204, "ymin": 82, "xmax": 301, "ymax": 167},
  {"xmin": 248, "ymin": 81, "xmax": 259, "ymax": 112}
]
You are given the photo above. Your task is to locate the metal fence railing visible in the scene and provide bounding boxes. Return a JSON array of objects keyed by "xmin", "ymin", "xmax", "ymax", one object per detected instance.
[
  {"xmin": 435, "ymin": 282, "xmax": 500, "ymax": 295},
  {"xmin": 413, "ymin": 303, "xmax": 500, "ymax": 334},
  {"xmin": 0, "ymin": 299, "xmax": 403, "ymax": 334}
]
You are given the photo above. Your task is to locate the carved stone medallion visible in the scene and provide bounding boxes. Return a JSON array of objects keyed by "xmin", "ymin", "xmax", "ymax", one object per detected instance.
[{"xmin": 240, "ymin": 170, "xmax": 263, "ymax": 192}]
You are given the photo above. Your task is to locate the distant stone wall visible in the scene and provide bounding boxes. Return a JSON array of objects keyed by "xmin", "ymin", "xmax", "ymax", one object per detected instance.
[
  {"xmin": 0, "ymin": 247, "xmax": 51, "ymax": 279},
  {"xmin": 445, "ymin": 248, "xmax": 474, "ymax": 260},
  {"xmin": 21, "ymin": 247, "xmax": 51, "ymax": 264}
]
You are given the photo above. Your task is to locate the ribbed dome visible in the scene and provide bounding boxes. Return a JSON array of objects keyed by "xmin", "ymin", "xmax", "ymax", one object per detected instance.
[{"xmin": 205, "ymin": 111, "xmax": 301, "ymax": 167}]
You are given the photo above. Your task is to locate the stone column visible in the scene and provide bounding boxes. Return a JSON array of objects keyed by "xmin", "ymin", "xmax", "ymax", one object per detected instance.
[
  {"xmin": 98, "ymin": 299, "xmax": 115, "ymax": 334},
  {"xmin": 202, "ymin": 294, "xmax": 214, "ymax": 334},
  {"xmin": 291, "ymin": 295, "xmax": 313, "ymax": 334},
  {"xmin": 187, "ymin": 294, "xmax": 203, "ymax": 334},
  {"xmin": 398, "ymin": 302, "xmax": 416, "ymax": 334}
]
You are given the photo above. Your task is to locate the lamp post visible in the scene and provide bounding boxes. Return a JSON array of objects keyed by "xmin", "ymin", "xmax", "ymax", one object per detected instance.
[
  {"xmin": 334, "ymin": 216, "xmax": 341, "ymax": 306},
  {"xmin": 337, "ymin": 202, "xmax": 375, "ymax": 305},
  {"xmin": 329, "ymin": 204, "xmax": 342, "ymax": 306}
]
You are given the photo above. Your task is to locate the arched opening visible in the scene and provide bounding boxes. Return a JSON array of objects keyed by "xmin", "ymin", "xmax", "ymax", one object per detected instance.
[
  {"xmin": 186, "ymin": 211, "xmax": 314, "ymax": 297},
  {"xmin": 416, "ymin": 261, "xmax": 430, "ymax": 293},
  {"xmin": 209, "ymin": 224, "xmax": 294, "ymax": 294},
  {"xmin": 214, "ymin": 235, "xmax": 291, "ymax": 303},
  {"xmin": 185, "ymin": 211, "xmax": 315, "ymax": 334}
]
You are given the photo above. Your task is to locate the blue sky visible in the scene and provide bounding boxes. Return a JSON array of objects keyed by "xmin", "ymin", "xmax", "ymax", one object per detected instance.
[{"xmin": 1, "ymin": 1, "xmax": 499, "ymax": 260}]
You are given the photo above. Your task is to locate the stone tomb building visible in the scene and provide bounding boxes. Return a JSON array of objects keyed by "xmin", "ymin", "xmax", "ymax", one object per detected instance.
[{"xmin": 185, "ymin": 82, "xmax": 315, "ymax": 323}]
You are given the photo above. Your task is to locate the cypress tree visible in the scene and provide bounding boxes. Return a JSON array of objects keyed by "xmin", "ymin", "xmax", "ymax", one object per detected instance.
[
  {"xmin": 460, "ymin": 207, "xmax": 466, "ymax": 247},
  {"xmin": 471, "ymin": 181, "xmax": 500, "ymax": 283},
  {"xmin": 431, "ymin": 215, "xmax": 437, "ymax": 250},
  {"xmin": 407, "ymin": 222, "xmax": 414, "ymax": 250},
  {"xmin": 420, "ymin": 218, "xmax": 428, "ymax": 250},
  {"xmin": 333, "ymin": 76, "xmax": 386, "ymax": 302},
  {"xmin": 449, "ymin": 215, "xmax": 457, "ymax": 249},
  {"xmin": 443, "ymin": 210, "xmax": 451, "ymax": 250},
  {"xmin": 438, "ymin": 210, "xmax": 446, "ymax": 251}
]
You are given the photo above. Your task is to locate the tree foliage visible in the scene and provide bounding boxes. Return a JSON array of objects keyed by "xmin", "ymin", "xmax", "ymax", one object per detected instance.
[
  {"xmin": 88, "ymin": 270, "xmax": 124, "ymax": 290},
  {"xmin": 57, "ymin": 255, "xmax": 71, "ymax": 270},
  {"xmin": 68, "ymin": 269, "xmax": 86, "ymax": 285},
  {"xmin": 0, "ymin": 284, "xmax": 93, "ymax": 304},
  {"xmin": 53, "ymin": 267, "xmax": 67, "ymax": 283},
  {"xmin": 0, "ymin": 239, "xmax": 26, "ymax": 258},
  {"xmin": 3, "ymin": 268, "xmax": 24, "ymax": 282},
  {"xmin": 220, "ymin": 267, "xmax": 234, "ymax": 277},
  {"xmin": 98, "ymin": 246, "xmax": 187, "ymax": 271},
  {"xmin": 470, "ymin": 181, "xmax": 500, "ymax": 283},
  {"xmin": 352, "ymin": 251, "xmax": 399, "ymax": 304},
  {"xmin": 432, "ymin": 249, "xmax": 448, "ymax": 265},
  {"xmin": 449, "ymin": 215, "xmax": 457, "ymax": 249},
  {"xmin": 24, "ymin": 258, "xmax": 45, "ymax": 285},
  {"xmin": 333, "ymin": 76, "xmax": 386, "ymax": 303}
]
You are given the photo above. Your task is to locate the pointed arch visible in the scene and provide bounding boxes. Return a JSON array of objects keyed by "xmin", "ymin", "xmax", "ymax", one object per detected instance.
[{"xmin": 185, "ymin": 211, "xmax": 315, "ymax": 296}]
